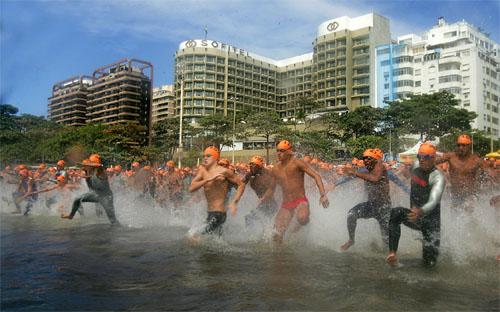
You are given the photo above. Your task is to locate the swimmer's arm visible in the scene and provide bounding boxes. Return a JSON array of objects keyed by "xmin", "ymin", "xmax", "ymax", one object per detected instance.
[
  {"xmin": 225, "ymin": 170, "xmax": 245, "ymax": 204},
  {"xmin": 387, "ymin": 170, "xmax": 410, "ymax": 193},
  {"xmin": 420, "ymin": 170, "xmax": 446, "ymax": 214},
  {"xmin": 354, "ymin": 163, "xmax": 384, "ymax": 183},
  {"xmin": 259, "ymin": 176, "xmax": 276, "ymax": 204},
  {"xmin": 435, "ymin": 153, "xmax": 451, "ymax": 165},
  {"xmin": 188, "ymin": 169, "xmax": 215, "ymax": 192},
  {"xmin": 301, "ymin": 161, "xmax": 327, "ymax": 196}
]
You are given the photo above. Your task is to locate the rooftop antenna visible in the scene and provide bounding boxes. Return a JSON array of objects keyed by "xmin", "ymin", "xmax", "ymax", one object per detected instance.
[{"xmin": 204, "ymin": 25, "xmax": 208, "ymax": 40}]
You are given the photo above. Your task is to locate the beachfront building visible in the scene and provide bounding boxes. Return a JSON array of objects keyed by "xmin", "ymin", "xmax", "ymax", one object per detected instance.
[
  {"xmin": 376, "ymin": 17, "xmax": 500, "ymax": 137},
  {"xmin": 48, "ymin": 76, "xmax": 93, "ymax": 126},
  {"xmin": 173, "ymin": 13, "xmax": 391, "ymax": 123},
  {"xmin": 86, "ymin": 59, "xmax": 153, "ymax": 136},
  {"xmin": 152, "ymin": 85, "xmax": 175, "ymax": 124}
]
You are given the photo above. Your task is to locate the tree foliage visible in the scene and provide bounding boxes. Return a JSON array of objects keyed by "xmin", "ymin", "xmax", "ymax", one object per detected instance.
[
  {"xmin": 385, "ymin": 91, "xmax": 476, "ymax": 140},
  {"xmin": 246, "ymin": 111, "xmax": 287, "ymax": 162}
]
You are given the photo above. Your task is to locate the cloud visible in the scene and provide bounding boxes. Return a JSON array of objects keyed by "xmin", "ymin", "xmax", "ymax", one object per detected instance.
[{"xmin": 42, "ymin": 0, "xmax": 412, "ymax": 60}]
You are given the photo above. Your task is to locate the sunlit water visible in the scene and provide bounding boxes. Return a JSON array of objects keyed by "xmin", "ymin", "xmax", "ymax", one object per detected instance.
[{"xmin": 1, "ymin": 179, "xmax": 499, "ymax": 311}]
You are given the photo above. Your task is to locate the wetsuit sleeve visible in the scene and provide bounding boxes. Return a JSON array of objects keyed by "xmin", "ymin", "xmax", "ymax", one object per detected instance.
[
  {"xmin": 420, "ymin": 170, "xmax": 446, "ymax": 215},
  {"xmin": 334, "ymin": 167, "xmax": 367, "ymax": 186},
  {"xmin": 387, "ymin": 170, "xmax": 410, "ymax": 194}
]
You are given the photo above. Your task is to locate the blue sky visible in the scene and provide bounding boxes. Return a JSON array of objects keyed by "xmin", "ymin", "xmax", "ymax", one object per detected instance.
[{"xmin": 1, "ymin": 0, "xmax": 498, "ymax": 117}]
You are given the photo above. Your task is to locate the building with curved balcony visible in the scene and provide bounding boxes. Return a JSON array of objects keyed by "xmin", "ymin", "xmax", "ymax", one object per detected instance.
[
  {"xmin": 375, "ymin": 17, "xmax": 499, "ymax": 137},
  {"xmin": 87, "ymin": 59, "xmax": 153, "ymax": 134},
  {"xmin": 48, "ymin": 76, "xmax": 93, "ymax": 126}
]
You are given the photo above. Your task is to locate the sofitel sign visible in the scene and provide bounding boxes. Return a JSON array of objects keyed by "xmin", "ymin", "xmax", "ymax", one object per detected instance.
[{"xmin": 181, "ymin": 39, "xmax": 250, "ymax": 56}]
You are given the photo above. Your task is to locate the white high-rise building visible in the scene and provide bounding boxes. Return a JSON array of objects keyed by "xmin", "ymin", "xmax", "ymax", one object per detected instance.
[{"xmin": 376, "ymin": 17, "xmax": 499, "ymax": 138}]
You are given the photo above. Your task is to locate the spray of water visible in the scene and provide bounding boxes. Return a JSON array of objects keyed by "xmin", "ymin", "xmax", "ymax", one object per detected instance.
[{"xmin": 1, "ymin": 175, "xmax": 497, "ymax": 264}]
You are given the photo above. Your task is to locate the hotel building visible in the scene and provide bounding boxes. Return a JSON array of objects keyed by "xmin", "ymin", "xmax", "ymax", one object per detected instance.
[{"xmin": 173, "ymin": 13, "xmax": 391, "ymax": 123}]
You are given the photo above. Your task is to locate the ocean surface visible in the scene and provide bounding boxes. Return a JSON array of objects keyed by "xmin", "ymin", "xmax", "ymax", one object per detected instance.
[{"xmin": 1, "ymin": 180, "xmax": 499, "ymax": 311}]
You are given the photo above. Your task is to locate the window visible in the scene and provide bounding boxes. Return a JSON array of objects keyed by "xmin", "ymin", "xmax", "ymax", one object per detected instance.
[
  {"xmin": 444, "ymin": 31, "xmax": 457, "ymax": 38},
  {"xmin": 439, "ymin": 75, "xmax": 462, "ymax": 83}
]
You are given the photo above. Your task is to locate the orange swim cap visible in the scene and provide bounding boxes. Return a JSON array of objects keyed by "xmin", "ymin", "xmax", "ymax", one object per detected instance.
[
  {"xmin": 39, "ymin": 164, "xmax": 46, "ymax": 170},
  {"xmin": 218, "ymin": 158, "xmax": 230, "ymax": 168},
  {"xmin": 204, "ymin": 146, "xmax": 220, "ymax": 159},
  {"xmin": 19, "ymin": 169, "xmax": 29, "ymax": 177},
  {"xmin": 56, "ymin": 175, "xmax": 66, "ymax": 183},
  {"xmin": 373, "ymin": 148, "xmax": 384, "ymax": 160},
  {"xmin": 250, "ymin": 155, "xmax": 264, "ymax": 167},
  {"xmin": 88, "ymin": 154, "xmax": 102, "ymax": 167},
  {"xmin": 418, "ymin": 143, "xmax": 437, "ymax": 156},
  {"xmin": 457, "ymin": 134, "xmax": 472, "ymax": 145},
  {"xmin": 277, "ymin": 140, "xmax": 292, "ymax": 151},
  {"xmin": 114, "ymin": 165, "xmax": 122, "ymax": 173},
  {"xmin": 363, "ymin": 149, "xmax": 378, "ymax": 159},
  {"xmin": 57, "ymin": 160, "xmax": 65, "ymax": 167},
  {"xmin": 132, "ymin": 161, "xmax": 140, "ymax": 168},
  {"xmin": 166, "ymin": 160, "xmax": 175, "ymax": 168},
  {"xmin": 143, "ymin": 165, "xmax": 151, "ymax": 171},
  {"xmin": 18, "ymin": 164, "xmax": 27, "ymax": 171},
  {"xmin": 106, "ymin": 167, "xmax": 114, "ymax": 173}
]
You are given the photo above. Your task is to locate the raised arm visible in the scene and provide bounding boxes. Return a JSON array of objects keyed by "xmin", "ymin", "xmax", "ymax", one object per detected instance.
[
  {"xmin": 225, "ymin": 169, "xmax": 246, "ymax": 215},
  {"xmin": 300, "ymin": 160, "xmax": 329, "ymax": 208}
]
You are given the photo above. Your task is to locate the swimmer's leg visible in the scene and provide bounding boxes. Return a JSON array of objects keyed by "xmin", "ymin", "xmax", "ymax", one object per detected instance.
[
  {"xmin": 98, "ymin": 195, "xmax": 119, "ymax": 225},
  {"xmin": 421, "ymin": 212, "xmax": 440, "ymax": 267},
  {"xmin": 387, "ymin": 207, "xmax": 421, "ymax": 265},
  {"xmin": 377, "ymin": 206, "xmax": 392, "ymax": 248},
  {"xmin": 63, "ymin": 192, "xmax": 99, "ymax": 219},
  {"xmin": 341, "ymin": 202, "xmax": 374, "ymax": 251},
  {"xmin": 272, "ymin": 208, "xmax": 294, "ymax": 244}
]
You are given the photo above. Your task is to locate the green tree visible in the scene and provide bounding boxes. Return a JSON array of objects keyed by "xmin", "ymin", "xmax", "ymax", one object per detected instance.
[
  {"xmin": 197, "ymin": 114, "xmax": 234, "ymax": 150},
  {"xmin": 346, "ymin": 135, "xmax": 388, "ymax": 159},
  {"xmin": 321, "ymin": 106, "xmax": 386, "ymax": 143},
  {"xmin": 386, "ymin": 91, "xmax": 476, "ymax": 141},
  {"xmin": 246, "ymin": 111, "xmax": 287, "ymax": 163},
  {"xmin": 438, "ymin": 130, "xmax": 498, "ymax": 156},
  {"xmin": 294, "ymin": 96, "xmax": 320, "ymax": 130}
]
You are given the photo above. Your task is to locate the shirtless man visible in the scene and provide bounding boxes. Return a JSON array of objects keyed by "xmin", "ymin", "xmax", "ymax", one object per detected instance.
[
  {"xmin": 340, "ymin": 148, "xmax": 391, "ymax": 251},
  {"xmin": 436, "ymin": 134, "xmax": 490, "ymax": 213},
  {"xmin": 269, "ymin": 140, "xmax": 329, "ymax": 244},
  {"xmin": 12, "ymin": 168, "xmax": 38, "ymax": 215},
  {"xmin": 242, "ymin": 155, "xmax": 278, "ymax": 226},
  {"xmin": 165, "ymin": 160, "xmax": 184, "ymax": 209},
  {"xmin": 188, "ymin": 146, "xmax": 245, "ymax": 237}
]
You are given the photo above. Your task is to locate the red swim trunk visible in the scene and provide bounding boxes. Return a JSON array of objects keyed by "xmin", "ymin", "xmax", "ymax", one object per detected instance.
[{"xmin": 281, "ymin": 197, "xmax": 309, "ymax": 210}]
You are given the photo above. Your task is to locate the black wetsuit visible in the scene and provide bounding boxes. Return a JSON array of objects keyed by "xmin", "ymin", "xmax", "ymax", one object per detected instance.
[
  {"xmin": 389, "ymin": 164, "xmax": 445, "ymax": 266},
  {"xmin": 203, "ymin": 211, "xmax": 227, "ymax": 235},
  {"xmin": 69, "ymin": 172, "xmax": 119, "ymax": 225},
  {"xmin": 346, "ymin": 165, "xmax": 391, "ymax": 246}
]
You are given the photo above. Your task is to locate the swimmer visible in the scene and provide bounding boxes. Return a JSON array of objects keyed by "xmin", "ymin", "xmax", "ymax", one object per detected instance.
[
  {"xmin": 188, "ymin": 146, "xmax": 245, "ymax": 239},
  {"xmin": 269, "ymin": 140, "xmax": 329, "ymax": 244},
  {"xmin": 386, "ymin": 143, "xmax": 445, "ymax": 267}
]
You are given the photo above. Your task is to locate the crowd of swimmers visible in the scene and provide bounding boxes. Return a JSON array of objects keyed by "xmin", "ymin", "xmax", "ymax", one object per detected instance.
[{"xmin": 1, "ymin": 134, "xmax": 499, "ymax": 267}]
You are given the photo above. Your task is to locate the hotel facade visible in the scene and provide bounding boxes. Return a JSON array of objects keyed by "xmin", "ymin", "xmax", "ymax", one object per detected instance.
[{"xmin": 173, "ymin": 13, "xmax": 391, "ymax": 123}]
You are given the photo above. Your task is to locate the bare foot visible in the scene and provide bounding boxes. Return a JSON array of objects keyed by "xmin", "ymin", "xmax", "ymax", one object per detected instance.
[
  {"xmin": 61, "ymin": 214, "xmax": 73, "ymax": 220},
  {"xmin": 386, "ymin": 252, "xmax": 398, "ymax": 267},
  {"xmin": 496, "ymin": 255, "xmax": 500, "ymax": 262},
  {"xmin": 340, "ymin": 240, "xmax": 354, "ymax": 252}
]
